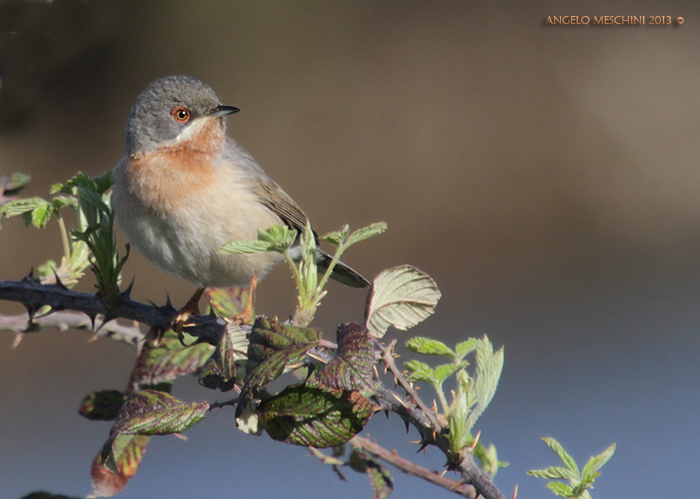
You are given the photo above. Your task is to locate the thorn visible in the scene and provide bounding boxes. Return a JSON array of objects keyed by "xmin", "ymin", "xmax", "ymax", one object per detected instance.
[
  {"xmin": 408, "ymin": 440, "xmax": 421, "ymax": 444},
  {"xmin": 404, "ymin": 419, "xmax": 410, "ymax": 433},
  {"xmin": 22, "ymin": 267, "xmax": 40, "ymax": 284},
  {"xmin": 440, "ymin": 469, "xmax": 448, "ymax": 477},
  {"xmin": 95, "ymin": 314, "xmax": 114, "ymax": 333},
  {"xmin": 165, "ymin": 294, "xmax": 173, "ymax": 309},
  {"xmin": 512, "ymin": 484, "xmax": 518, "ymax": 499},
  {"xmin": 23, "ymin": 303, "xmax": 37, "ymax": 321},
  {"xmin": 51, "ymin": 269, "xmax": 68, "ymax": 290},
  {"xmin": 121, "ymin": 277, "xmax": 135, "ymax": 299},
  {"xmin": 373, "ymin": 364, "xmax": 380, "ymax": 380},
  {"xmin": 469, "ymin": 431, "xmax": 481, "ymax": 451},
  {"xmin": 416, "ymin": 441, "xmax": 429, "ymax": 454},
  {"xmin": 86, "ymin": 313, "xmax": 98, "ymax": 331},
  {"xmin": 384, "ymin": 410, "xmax": 389, "ymax": 419},
  {"xmin": 11, "ymin": 333, "xmax": 23, "ymax": 349},
  {"xmin": 391, "ymin": 392, "xmax": 408, "ymax": 408},
  {"xmin": 172, "ymin": 433, "xmax": 188, "ymax": 441}
]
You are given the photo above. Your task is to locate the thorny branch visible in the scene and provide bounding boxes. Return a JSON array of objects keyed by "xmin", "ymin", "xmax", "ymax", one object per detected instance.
[
  {"xmin": 374, "ymin": 340, "xmax": 507, "ymax": 499},
  {"xmin": 0, "ymin": 277, "xmax": 507, "ymax": 499},
  {"xmin": 349, "ymin": 435, "xmax": 476, "ymax": 498}
]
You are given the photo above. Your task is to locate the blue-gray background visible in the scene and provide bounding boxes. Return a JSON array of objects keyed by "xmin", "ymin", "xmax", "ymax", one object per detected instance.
[{"xmin": 2, "ymin": 1, "xmax": 699, "ymax": 497}]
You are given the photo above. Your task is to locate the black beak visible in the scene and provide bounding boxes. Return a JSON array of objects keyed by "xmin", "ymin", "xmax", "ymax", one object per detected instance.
[{"xmin": 209, "ymin": 105, "xmax": 240, "ymax": 118}]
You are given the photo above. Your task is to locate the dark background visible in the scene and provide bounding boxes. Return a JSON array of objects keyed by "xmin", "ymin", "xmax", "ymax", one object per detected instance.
[{"xmin": 2, "ymin": 1, "xmax": 700, "ymax": 497}]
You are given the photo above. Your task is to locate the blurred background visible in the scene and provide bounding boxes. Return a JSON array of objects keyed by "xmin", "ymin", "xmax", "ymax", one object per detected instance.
[{"xmin": 2, "ymin": 1, "xmax": 700, "ymax": 497}]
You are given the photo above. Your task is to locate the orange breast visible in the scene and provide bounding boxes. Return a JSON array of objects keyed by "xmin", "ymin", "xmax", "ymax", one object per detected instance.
[{"xmin": 125, "ymin": 118, "xmax": 225, "ymax": 214}]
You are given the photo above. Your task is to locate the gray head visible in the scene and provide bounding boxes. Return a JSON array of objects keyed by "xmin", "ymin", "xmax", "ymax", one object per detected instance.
[{"xmin": 125, "ymin": 75, "xmax": 239, "ymax": 155}]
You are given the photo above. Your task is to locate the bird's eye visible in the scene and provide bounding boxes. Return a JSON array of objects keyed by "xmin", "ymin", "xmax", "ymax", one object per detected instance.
[{"xmin": 171, "ymin": 107, "xmax": 191, "ymax": 123}]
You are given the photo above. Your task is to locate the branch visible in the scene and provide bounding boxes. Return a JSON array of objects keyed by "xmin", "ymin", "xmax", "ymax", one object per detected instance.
[
  {"xmin": 0, "ymin": 278, "xmax": 227, "ymax": 345},
  {"xmin": 373, "ymin": 340, "xmax": 507, "ymax": 499},
  {"xmin": 350, "ymin": 435, "xmax": 476, "ymax": 498},
  {"xmin": 0, "ymin": 310, "xmax": 144, "ymax": 346}
]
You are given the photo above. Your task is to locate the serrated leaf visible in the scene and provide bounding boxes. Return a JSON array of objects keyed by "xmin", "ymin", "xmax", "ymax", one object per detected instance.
[
  {"xmin": 221, "ymin": 225, "xmax": 296, "ymax": 255},
  {"xmin": 541, "ymin": 437, "xmax": 579, "ymax": 475},
  {"xmin": 90, "ymin": 434, "xmax": 150, "ymax": 497},
  {"xmin": 206, "ymin": 286, "xmax": 249, "ymax": 319},
  {"xmin": 315, "ymin": 323, "xmax": 375, "ymax": 393},
  {"xmin": 320, "ymin": 225, "xmax": 350, "ymax": 246},
  {"xmin": 365, "ymin": 265, "xmax": 441, "ymax": 338},
  {"xmin": 527, "ymin": 466, "xmax": 578, "ymax": 480},
  {"xmin": 434, "ymin": 362, "xmax": 467, "ymax": 384},
  {"xmin": 1, "ymin": 197, "xmax": 50, "ymax": 220},
  {"xmin": 114, "ymin": 389, "xmax": 208, "ymax": 435},
  {"xmin": 406, "ymin": 336, "xmax": 454, "ymax": 358},
  {"xmin": 199, "ymin": 322, "xmax": 246, "ymax": 392},
  {"xmin": 581, "ymin": 443, "xmax": 616, "ymax": 481},
  {"xmin": 404, "ymin": 359, "xmax": 434, "ymax": 384},
  {"xmin": 219, "ymin": 239, "xmax": 281, "ymax": 255},
  {"xmin": 259, "ymin": 386, "xmax": 373, "ymax": 448},
  {"xmin": 78, "ymin": 390, "xmax": 125, "ymax": 421},
  {"xmin": 546, "ymin": 481, "xmax": 574, "ymax": 497},
  {"xmin": 128, "ymin": 329, "xmax": 215, "ymax": 389},
  {"xmin": 345, "ymin": 222, "xmax": 388, "ymax": 247},
  {"xmin": 472, "ymin": 336, "xmax": 504, "ymax": 424},
  {"xmin": 455, "ymin": 339, "xmax": 478, "ymax": 360},
  {"xmin": 246, "ymin": 317, "xmax": 321, "ymax": 368},
  {"xmin": 238, "ymin": 318, "xmax": 321, "ymax": 416}
]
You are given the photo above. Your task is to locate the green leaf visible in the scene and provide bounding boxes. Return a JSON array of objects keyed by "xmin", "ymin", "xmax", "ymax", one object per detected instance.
[
  {"xmin": 114, "ymin": 389, "xmax": 208, "ymax": 435},
  {"xmin": 220, "ymin": 239, "xmax": 282, "ymax": 255},
  {"xmin": 1, "ymin": 197, "xmax": 50, "ymax": 220},
  {"xmin": 206, "ymin": 286, "xmax": 249, "ymax": 319},
  {"xmin": 259, "ymin": 386, "xmax": 373, "ymax": 448},
  {"xmin": 434, "ymin": 362, "xmax": 467, "ymax": 384},
  {"xmin": 91, "ymin": 434, "xmax": 150, "ymax": 497},
  {"xmin": 455, "ymin": 338, "xmax": 478, "ymax": 360},
  {"xmin": 238, "ymin": 317, "xmax": 322, "ymax": 415},
  {"xmin": 470, "ymin": 336, "xmax": 504, "ymax": 427},
  {"xmin": 581, "ymin": 443, "xmax": 616, "ymax": 481},
  {"xmin": 406, "ymin": 336, "xmax": 454, "ymax": 358},
  {"xmin": 320, "ymin": 225, "xmax": 350, "ymax": 246},
  {"xmin": 546, "ymin": 481, "xmax": 574, "ymax": 498},
  {"xmin": 527, "ymin": 466, "xmax": 578, "ymax": 480},
  {"xmin": 78, "ymin": 390, "xmax": 125, "ymax": 421},
  {"xmin": 129, "ymin": 329, "xmax": 215, "ymax": 388},
  {"xmin": 541, "ymin": 437, "xmax": 579, "ymax": 475},
  {"xmin": 404, "ymin": 359, "xmax": 434, "ymax": 384},
  {"xmin": 315, "ymin": 323, "xmax": 376, "ymax": 393},
  {"xmin": 345, "ymin": 222, "xmax": 388, "ymax": 247},
  {"xmin": 365, "ymin": 265, "xmax": 441, "ymax": 338},
  {"xmin": 221, "ymin": 225, "xmax": 296, "ymax": 255}
]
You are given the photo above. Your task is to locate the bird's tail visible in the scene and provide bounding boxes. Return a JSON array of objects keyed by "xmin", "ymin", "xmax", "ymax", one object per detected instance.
[{"xmin": 316, "ymin": 250, "xmax": 370, "ymax": 288}]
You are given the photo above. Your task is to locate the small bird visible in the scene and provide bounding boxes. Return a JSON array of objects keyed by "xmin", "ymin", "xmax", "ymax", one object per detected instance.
[{"xmin": 111, "ymin": 75, "xmax": 368, "ymax": 324}]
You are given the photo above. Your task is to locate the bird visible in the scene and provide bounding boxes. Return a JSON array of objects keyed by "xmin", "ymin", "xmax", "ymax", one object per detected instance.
[{"xmin": 111, "ymin": 75, "xmax": 368, "ymax": 326}]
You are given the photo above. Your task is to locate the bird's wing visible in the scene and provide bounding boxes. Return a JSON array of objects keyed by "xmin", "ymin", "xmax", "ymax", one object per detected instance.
[{"xmin": 254, "ymin": 177, "xmax": 314, "ymax": 238}]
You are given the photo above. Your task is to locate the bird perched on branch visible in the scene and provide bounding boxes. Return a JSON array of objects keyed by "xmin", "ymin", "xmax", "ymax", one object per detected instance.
[{"xmin": 111, "ymin": 75, "xmax": 368, "ymax": 326}]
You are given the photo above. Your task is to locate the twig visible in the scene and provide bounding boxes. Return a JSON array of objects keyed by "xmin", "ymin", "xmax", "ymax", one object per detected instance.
[
  {"xmin": 0, "ymin": 310, "xmax": 144, "ymax": 346},
  {"xmin": 377, "ymin": 339, "xmax": 444, "ymax": 431},
  {"xmin": 350, "ymin": 435, "xmax": 476, "ymax": 498}
]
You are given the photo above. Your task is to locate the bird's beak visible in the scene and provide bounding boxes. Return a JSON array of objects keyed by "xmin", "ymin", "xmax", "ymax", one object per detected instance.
[{"xmin": 209, "ymin": 105, "xmax": 240, "ymax": 118}]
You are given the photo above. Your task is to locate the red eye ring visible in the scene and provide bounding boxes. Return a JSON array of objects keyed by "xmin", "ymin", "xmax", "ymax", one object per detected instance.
[{"xmin": 171, "ymin": 106, "xmax": 191, "ymax": 123}]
